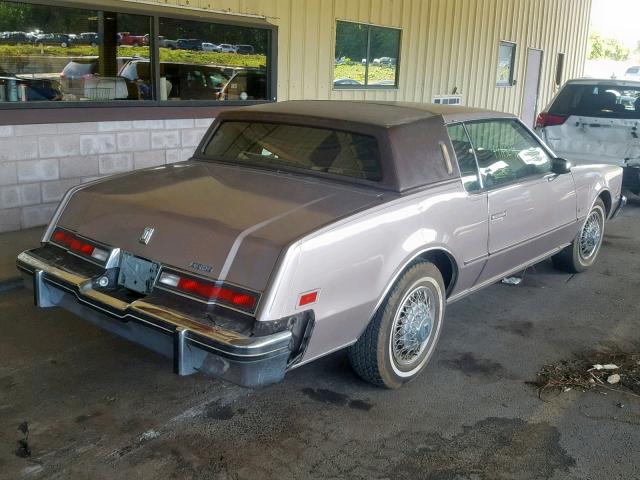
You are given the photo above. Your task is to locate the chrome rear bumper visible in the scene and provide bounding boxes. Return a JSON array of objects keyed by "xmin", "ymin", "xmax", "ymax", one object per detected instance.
[{"xmin": 17, "ymin": 250, "xmax": 292, "ymax": 387}]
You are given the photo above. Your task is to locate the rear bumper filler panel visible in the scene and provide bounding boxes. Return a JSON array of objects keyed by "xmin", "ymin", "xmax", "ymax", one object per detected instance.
[{"xmin": 17, "ymin": 250, "xmax": 292, "ymax": 387}]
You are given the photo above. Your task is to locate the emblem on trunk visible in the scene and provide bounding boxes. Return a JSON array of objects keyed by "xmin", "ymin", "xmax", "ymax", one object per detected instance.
[
  {"xmin": 139, "ymin": 227, "xmax": 155, "ymax": 245},
  {"xmin": 189, "ymin": 261, "xmax": 213, "ymax": 273}
]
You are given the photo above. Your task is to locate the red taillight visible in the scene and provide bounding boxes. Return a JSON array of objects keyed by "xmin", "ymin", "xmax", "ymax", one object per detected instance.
[
  {"xmin": 69, "ymin": 238, "xmax": 95, "ymax": 255},
  {"xmin": 52, "ymin": 229, "xmax": 73, "ymax": 246},
  {"xmin": 51, "ymin": 228, "xmax": 109, "ymax": 263},
  {"xmin": 298, "ymin": 291, "xmax": 318, "ymax": 307},
  {"xmin": 536, "ymin": 112, "xmax": 568, "ymax": 128},
  {"xmin": 160, "ymin": 271, "xmax": 258, "ymax": 312}
]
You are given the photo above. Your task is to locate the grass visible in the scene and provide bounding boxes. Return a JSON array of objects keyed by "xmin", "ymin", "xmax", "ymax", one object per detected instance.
[
  {"xmin": 0, "ymin": 44, "xmax": 266, "ymax": 68},
  {"xmin": 333, "ymin": 63, "xmax": 397, "ymax": 84}
]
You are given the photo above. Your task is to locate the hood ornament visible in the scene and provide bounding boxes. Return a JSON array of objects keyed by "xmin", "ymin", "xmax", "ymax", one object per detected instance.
[{"xmin": 139, "ymin": 227, "xmax": 155, "ymax": 245}]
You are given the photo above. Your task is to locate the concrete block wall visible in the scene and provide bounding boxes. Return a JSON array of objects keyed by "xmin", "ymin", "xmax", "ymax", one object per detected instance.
[{"xmin": 0, "ymin": 118, "xmax": 214, "ymax": 232}]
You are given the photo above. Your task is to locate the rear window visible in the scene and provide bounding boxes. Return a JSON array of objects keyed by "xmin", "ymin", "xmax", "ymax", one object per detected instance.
[
  {"xmin": 550, "ymin": 83, "xmax": 640, "ymax": 118},
  {"xmin": 202, "ymin": 121, "xmax": 382, "ymax": 181}
]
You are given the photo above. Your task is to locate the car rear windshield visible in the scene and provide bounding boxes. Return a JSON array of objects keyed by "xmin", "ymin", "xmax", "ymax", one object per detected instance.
[
  {"xmin": 549, "ymin": 83, "xmax": 640, "ymax": 119},
  {"xmin": 202, "ymin": 121, "xmax": 382, "ymax": 181}
]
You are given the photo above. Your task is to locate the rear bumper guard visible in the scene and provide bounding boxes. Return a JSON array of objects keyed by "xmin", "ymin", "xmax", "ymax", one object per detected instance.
[{"xmin": 17, "ymin": 250, "xmax": 292, "ymax": 387}]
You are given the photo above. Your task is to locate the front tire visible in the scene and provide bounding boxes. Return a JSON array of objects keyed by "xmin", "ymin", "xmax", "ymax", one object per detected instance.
[
  {"xmin": 348, "ymin": 262, "xmax": 445, "ymax": 389},
  {"xmin": 552, "ymin": 198, "xmax": 606, "ymax": 273}
]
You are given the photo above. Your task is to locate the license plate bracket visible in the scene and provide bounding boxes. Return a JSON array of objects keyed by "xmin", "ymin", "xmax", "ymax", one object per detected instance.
[{"xmin": 118, "ymin": 252, "xmax": 159, "ymax": 295}]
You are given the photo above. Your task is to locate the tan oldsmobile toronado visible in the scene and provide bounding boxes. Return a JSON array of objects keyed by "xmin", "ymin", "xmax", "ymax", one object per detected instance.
[{"xmin": 17, "ymin": 101, "xmax": 625, "ymax": 388}]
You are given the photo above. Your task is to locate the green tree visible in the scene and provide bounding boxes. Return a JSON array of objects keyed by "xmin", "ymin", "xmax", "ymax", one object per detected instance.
[{"xmin": 588, "ymin": 32, "xmax": 630, "ymax": 61}]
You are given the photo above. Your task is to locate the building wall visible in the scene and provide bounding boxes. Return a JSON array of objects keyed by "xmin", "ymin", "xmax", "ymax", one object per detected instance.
[
  {"xmin": 131, "ymin": 0, "xmax": 591, "ymax": 113},
  {"xmin": 0, "ymin": 0, "xmax": 592, "ymax": 232},
  {"xmin": 0, "ymin": 118, "xmax": 213, "ymax": 232}
]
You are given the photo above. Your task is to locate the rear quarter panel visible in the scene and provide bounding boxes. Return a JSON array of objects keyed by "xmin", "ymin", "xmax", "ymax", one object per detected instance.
[
  {"xmin": 259, "ymin": 181, "xmax": 489, "ymax": 365},
  {"xmin": 570, "ymin": 164, "xmax": 623, "ymax": 220}
]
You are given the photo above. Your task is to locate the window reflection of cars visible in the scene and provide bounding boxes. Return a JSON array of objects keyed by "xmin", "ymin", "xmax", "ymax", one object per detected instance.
[
  {"xmin": 218, "ymin": 43, "xmax": 236, "ymax": 53},
  {"xmin": 76, "ymin": 32, "xmax": 99, "ymax": 47},
  {"xmin": 119, "ymin": 59, "xmax": 233, "ymax": 100},
  {"xmin": 333, "ymin": 78, "xmax": 362, "ymax": 86},
  {"xmin": 217, "ymin": 69, "xmax": 267, "ymax": 101},
  {"xmin": 118, "ymin": 32, "xmax": 145, "ymax": 47},
  {"xmin": 34, "ymin": 33, "xmax": 71, "ymax": 47},
  {"xmin": 60, "ymin": 59, "xmax": 99, "ymax": 95},
  {"xmin": 0, "ymin": 31, "xmax": 29, "ymax": 44},
  {"xmin": 157, "ymin": 36, "xmax": 178, "ymax": 49},
  {"xmin": 176, "ymin": 39, "xmax": 203, "ymax": 51},
  {"xmin": 202, "ymin": 42, "xmax": 221, "ymax": 52},
  {"xmin": 60, "ymin": 57, "xmax": 133, "ymax": 100},
  {"xmin": 235, "ymin": 44, "xmax": 255, "ymax": 55},
  {"xmin": 372, "ymin": 57, "xmax": 396, "ymax": 66}
]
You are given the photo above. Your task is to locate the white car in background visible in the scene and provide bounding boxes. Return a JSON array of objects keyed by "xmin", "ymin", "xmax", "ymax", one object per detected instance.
[
  {"xmin": 624, "ymin": 66, "xmax": 640, "ymax": 81},
  {"xmin": 202, "ymin": 42, "xmax": 221, "ymax": 52},
  {"xmin": 536, "ymin": 78, "xmax": 640, "ymax": 195},
  {"xmin": 218, "ymin": 43, "xmax": 236, "ymax": 53}
]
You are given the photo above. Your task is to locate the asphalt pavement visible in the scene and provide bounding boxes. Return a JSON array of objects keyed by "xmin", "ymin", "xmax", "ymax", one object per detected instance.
[{"xmin": 1, "ymin": 200, "xmax": 639, "ymax": 479}]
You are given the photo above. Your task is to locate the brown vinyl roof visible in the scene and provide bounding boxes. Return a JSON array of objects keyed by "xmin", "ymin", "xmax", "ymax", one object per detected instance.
[
  {"xmin": 241, "ymin": 100, "xmax": 515, "ymax": 127},
  {"xmin": 208, "ymin": 100, "xmax": 519, "ymax": 192}
]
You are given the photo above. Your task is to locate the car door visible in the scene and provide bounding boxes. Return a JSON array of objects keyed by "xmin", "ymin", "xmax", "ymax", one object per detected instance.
[
  {"xmin": 464, "ymin": 119, "xmax": 577, "ymax": 283},
  {"xmin": 445, "ymin": 124, "xmax": 489, "ymax": 292}
]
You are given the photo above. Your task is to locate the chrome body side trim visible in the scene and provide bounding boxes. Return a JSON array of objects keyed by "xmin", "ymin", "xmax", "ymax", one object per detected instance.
[{"xmin": 446, "ymin": 245, "xmax": 568, "ymax": 304}]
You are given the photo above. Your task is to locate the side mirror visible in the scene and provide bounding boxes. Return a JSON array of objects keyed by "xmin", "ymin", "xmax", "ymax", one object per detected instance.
[{"xmin": 551, "ymin": 157, "xmax": 571, "ymax": 175}]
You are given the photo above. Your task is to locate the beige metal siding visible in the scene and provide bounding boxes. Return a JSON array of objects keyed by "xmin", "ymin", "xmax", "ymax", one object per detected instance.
[{"xmin": 118, "ymin": 0, "xmax": 591, "ymax": 116}]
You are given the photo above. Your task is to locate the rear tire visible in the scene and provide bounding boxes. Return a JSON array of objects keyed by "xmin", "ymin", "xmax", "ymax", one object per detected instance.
[
  {"xmin": 552, "ymin": 198, "xmax": 606, "ymax": 273},
  {"xmin": 348, "ymin": 262, "xmax": 445, "ymax": 389}
]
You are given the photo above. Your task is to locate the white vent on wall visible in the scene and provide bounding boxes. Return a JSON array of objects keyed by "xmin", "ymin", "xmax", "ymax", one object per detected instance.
[{"xmin": 432, "ymin": 95, "xmax": 462, "ymax": 105}]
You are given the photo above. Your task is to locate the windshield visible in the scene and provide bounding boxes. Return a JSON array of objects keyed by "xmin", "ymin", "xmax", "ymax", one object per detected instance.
[
  {"xmin": 202, "ymin": 121, "xmax": 382, "ymax": 181},
  {"xmin": 550, "ymin": 83, "xmax": 640, "ymax": 119}
]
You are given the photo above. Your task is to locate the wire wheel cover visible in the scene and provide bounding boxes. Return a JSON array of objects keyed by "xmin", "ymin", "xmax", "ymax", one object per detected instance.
[
  {"xmin": 580, "ymin": 210, "xmax": 602, "ymax": 260},
  {"xmin": 391, "ymin": 286, "xmax": 436, "ymax": 367}
]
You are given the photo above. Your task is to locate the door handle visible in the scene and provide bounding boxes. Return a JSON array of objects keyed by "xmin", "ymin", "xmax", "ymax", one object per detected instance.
[{"xmin": 490, "ymin": 211, "xmax": 507, "ymax": 221}]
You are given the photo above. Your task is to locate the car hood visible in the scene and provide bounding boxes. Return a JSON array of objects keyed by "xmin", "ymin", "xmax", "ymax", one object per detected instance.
[{"xmin": 57, "ymin": 161, "xmax": 385, "ymax": 291}]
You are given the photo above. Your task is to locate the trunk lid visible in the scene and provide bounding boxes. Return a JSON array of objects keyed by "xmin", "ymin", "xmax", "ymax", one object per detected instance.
[
  {"xmin": 58, "ymin": 161, "xmax": 385, "ymax": 291},
  {"xmin": 544, "ymin": 115, "xmax": 640, "ymax": 167},
  {"xmin": 540, "ymin": 81, "xmax": 640, "ymax": 167}
]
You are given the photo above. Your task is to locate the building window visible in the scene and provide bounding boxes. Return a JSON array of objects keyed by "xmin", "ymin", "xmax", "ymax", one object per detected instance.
[
  {"xmin": 155, "ymin": 17, "xmax": 268, "ymax": 101},
  {"xmin": 496, "ymin": 41, "xmax": 516, "ymax": 87},
  {"xmin": 333, "ymin": 20, "xmax": 400, "ymax": 89},
  {"xmin": 0, "ymin": 0, "xmax": 273, "ymax": 106},
  {"xmin": 555, "ymin": 53, "xmax": 565, "ymax": 88}
]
